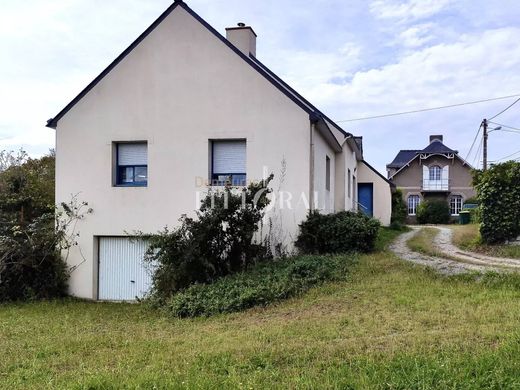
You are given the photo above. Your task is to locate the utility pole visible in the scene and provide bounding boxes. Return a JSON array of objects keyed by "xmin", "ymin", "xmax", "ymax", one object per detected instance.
[{"xmin": 482, "ymin": 118, "xmax": 488, "ymax": 171}]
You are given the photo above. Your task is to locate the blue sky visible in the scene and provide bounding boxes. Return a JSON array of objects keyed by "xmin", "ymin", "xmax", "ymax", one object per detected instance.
[{"xmin": 1, "ymin": 0, "xmax": 520, "ymax": 173}]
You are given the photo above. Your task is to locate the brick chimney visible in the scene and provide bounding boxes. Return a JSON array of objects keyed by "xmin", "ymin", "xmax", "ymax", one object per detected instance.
[
  {"xmin": 429, "ymin": 134, "xmax": 443, "ymax": 143},
  {"xmin": 226, "ymin": 23, "xmax": 257, "ymax": 56}
]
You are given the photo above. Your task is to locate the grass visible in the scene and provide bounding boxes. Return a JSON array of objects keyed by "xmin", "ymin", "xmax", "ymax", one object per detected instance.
[
  {"xmin": 406, "ymin": 227, "xmax": 446, "ymax": 258},
  {"xmin": 451, "ymin": 224, "xmax": 520, "ymax": 259},
  {"xmin": 2, "ymin": 228, "xmax": 520, "ymax": 388}
]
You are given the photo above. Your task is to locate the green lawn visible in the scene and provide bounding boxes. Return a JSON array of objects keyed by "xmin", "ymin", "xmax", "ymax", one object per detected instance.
[
  {"xmin": 2, "ymin": 230, "xmax": 520, "ymax": 389},
  {"xmin": 451, "ymin": 224, "xmax": 520, "ymax": 259}
]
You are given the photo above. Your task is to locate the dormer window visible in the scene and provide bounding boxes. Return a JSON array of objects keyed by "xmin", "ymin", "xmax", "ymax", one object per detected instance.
[{"xmin": 429, "ymin": 165, "xmax": 442, "ymax": 181}]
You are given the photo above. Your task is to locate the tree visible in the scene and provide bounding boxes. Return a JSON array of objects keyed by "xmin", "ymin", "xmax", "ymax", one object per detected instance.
[
  {"xmin": 473, "ymin": 161, "xmax": 520, "ymax": 244},
  {"xmin": 0, "ymin": 150, "xmax": 83, "ymax": 301}
]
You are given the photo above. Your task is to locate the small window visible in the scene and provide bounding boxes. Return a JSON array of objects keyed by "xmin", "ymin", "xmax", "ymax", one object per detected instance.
[
  {"xmin": 408, "ymin": 195, "xmax": 420, "ymax": 215},
  {"xmin": 347, "ymin": 169, "xmax": 351, "ymax": 198},
  {"xmin": 450, "ymin": 195, "xmax": 463, "ymax": 215},
  {"xmin": 325, "ymin": 156, "xmax": 331, "ymax": 191},
  {"xmin": 116, "ymin": 142, "xmax": 148, "ymax": 186},
  {"xmin": 211, "ymin": 140, "xmax": 246, "ymax": 186},
  {"xmin": 429, "ymin": 165, "xmax": 442, "ymax": 181}
]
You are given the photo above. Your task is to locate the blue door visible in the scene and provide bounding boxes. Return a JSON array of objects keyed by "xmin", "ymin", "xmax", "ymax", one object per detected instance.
[{"xmin": 358, "ymin": 183, "xmax": 373, "ymax": 216}]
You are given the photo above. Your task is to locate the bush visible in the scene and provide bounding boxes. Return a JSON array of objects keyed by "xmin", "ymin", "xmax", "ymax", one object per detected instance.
[
  {"xmin": 473, "ymin": 161, "xmax": 520, "ymax": 244},
  {"xmin": 144, "ymin": 175, "xmax": 274, "ymax": 301},
  {"xmin": 416, "ymin": 200, "xmax": 451, "ymax": 224},
  {"xmin": 295, "ymin": 211, "xmax": 380, "ymax": 254},
  {"xmin": 0, "ymin": 213, "xmax": 68, "ymax": 301},
  {"xmin": 391, "ymin": 189, "xmax": 407, "ymax": 228},
  {"xmin": 0, "ymin": 150, "xmax": 76, "ymax": 302},
  {"xmin": 163, "ymin": 254, "xmax": 356, "ymax": 318}
]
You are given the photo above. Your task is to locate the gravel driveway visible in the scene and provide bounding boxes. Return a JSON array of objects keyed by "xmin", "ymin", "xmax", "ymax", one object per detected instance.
[
  {"xmin": 433, "ymin": 226, "xmax": 520, "ymax": 270},
  {"xmin": 389, "ymin": 227, "xmax": 492, "ymax": 275}
]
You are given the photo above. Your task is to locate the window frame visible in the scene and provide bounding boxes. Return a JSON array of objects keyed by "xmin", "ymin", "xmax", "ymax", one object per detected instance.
[
  {"xmin": 429, "ymin": 165, "xmax": 442, "ymax": 181},
  {"xmin": 325, "ymin": 155, "xmax": 331, "ymax": 191},
  {"xmin": 115, "ymin": 142, "xmax": 148, "ymax": 187},
  {"xmin": 407, "ymin": 195, "xmax": 420, "ymax": 215},
  {"xmin": 347, "ymin": 168, "xmax": 351, "ymax": 198},
  {"xmin": 450, "ymin": 195, "xmax": 463, "ymax": 216},
  {"xmin": 210, "ymin": 139, "xmax": 247, "ymax": 187}
]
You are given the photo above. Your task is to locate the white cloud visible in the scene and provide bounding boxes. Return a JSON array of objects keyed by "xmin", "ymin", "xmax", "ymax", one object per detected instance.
[
  {"xmin": 370, "ymin": 0, "xmax": 452, "ymax": 22},
  {"xmin": 398, "ymin": 23, "xmax": 435, "ymax": 47},
  {"xmin": 280, "ymin": 26, "xmax": 520, "ymax": 171}
]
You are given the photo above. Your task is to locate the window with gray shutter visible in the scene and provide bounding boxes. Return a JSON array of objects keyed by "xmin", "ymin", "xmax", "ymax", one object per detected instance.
[
  {"xmin": 211, "ymin": 140, "xmax": 246, "ymax": 186},
  {"xmin": 116, "ymin": 142, "xmax": 148, "ymax": 186}
]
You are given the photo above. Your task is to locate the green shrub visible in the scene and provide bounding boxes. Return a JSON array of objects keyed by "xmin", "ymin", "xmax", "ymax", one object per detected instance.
[
  {"xmin": 391, "ymin": 189, "xmax": 407, "ymax": 228},
  {"xmin": 416, "ymin": 200, "xmax": 451, "ymax": 224},
  {"xmin": 163, "ymin": 254, "xmax": 356, "ymax": 318},
  {"xmin": 0, "ymin": 150, "xmax": 77, "ymax": 302},
  {"xmin": 144, "ymin": 175, "xmax": 274, "ymax": 301},
  {"xmin": 295, "ymin": 211, "xmax": 380, "ymax": 254},
  {"xmin": 473, "ymin": 162, "xmax": 520, "ymax": 244}
]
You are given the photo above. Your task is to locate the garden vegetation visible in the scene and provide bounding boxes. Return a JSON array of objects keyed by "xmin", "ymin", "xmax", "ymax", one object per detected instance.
[{"xmin": 473, "ymin": 161, "xmax": 520, "ymax": 244}]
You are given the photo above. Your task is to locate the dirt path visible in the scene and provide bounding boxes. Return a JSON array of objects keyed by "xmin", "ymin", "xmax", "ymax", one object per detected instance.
[
  {"xmin": 433, "ymin": 227, "xmax": 520, "ymax": 270},
  {"xmin": 389, "ymin": 227, "xmax": 493, "ymax": 275}
]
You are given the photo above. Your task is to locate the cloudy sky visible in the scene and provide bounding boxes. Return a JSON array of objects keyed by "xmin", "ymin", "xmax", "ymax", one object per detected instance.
[{"xmin": 1, "ymin": 0, "xmax": 520, "ymax": 173}]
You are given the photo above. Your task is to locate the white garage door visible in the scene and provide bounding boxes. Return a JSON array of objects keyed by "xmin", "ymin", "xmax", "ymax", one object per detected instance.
[{"xmin": 98, "ymin": 237, "xmax": 153, "ymax": 301}]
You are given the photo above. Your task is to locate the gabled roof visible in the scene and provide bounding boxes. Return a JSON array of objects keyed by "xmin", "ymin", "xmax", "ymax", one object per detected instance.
[
  {"xmin": 361, "ymin": 160, "xmax": 395, "ymax": 188},
  {"xmin": 45, "ymin": 0, "xmax": 360, "ymax": 155},
  {"xmin": 387, "ymin": 150, "xmax": 418, "ymax": 169},
  {"xmin": 420, "ymin": 139, "xmax": 457, "ymax": 155},
  {"xmin": 387, "ymin": 138, "xmax": 472, "ymax": 180},
  {"xmin": 387, "ymin": 139, "xmax": 459, "ymax": 170}
]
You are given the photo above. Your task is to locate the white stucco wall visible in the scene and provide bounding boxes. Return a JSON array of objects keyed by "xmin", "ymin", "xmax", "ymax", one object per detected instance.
[
  {"xmin": 313, "ymin": 129, "xmax": 335, "ymax": 213},
  {"xmin": 357, "ymin": 161, "xmax": 392, "ymax": 225},
  {"xmin": 55, "ymin": 6, "xmax": 313, "ymax": 299}
]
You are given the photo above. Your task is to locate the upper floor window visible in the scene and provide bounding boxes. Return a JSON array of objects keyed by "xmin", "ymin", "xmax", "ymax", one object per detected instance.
[
  {"xmin": 211, "ymin": 140, "xmax": 246, "ymax": 186},
  {"xmin": 116, "ymin": 142, "xmax": 148, "ymax": 186},
  {"xmin": 325, "ymin": 156, "xmax": 331, "ymax": 191},
  {"xmin": 347, "ymin": 168, "xmax": 351, "ymax": 198},
  {"xmin": 429, "ymin": 165, "xmax": 442, "ymax": 181},
  {"xmin": 450, "ymin": 195, "xmax": 463, "ymax": 215},
  {"xmin": 408, "ymin": 195, "xmax": 420, "ymax": 215}
]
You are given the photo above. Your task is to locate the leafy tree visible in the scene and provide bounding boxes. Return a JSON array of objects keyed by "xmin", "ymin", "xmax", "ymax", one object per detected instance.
[
  {"xmin": 0, "ymin": 150, "xmax": 84, "ymax": 301},
  {"xmin": 473, "ymin": 161, "xmax": 520, "ymax": 244},
  {"xmin": 391, "ymin": 188, "xmax": 407, "ymax": 228},
  {"xmin": 144, "ymin": 175, "xmax": 274, "ymax": 301}
]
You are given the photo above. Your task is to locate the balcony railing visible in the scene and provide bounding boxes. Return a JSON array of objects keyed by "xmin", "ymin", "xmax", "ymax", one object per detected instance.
[{"xmin": 422, "ymin": 179, "xmax": 449, "ymax": 191}]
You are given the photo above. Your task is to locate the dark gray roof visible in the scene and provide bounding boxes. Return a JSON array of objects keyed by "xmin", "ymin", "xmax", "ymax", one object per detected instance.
[
  {"xmin": 420, "ymin": 139, "xmax": 457, "ymax": 154},
  {"xmin": 387, "ymin": 140, "xmax": 459, "ymax": 169},
  {"xmin": 387, "ymin": 150, "xmax": 418, "ymax": 169}
]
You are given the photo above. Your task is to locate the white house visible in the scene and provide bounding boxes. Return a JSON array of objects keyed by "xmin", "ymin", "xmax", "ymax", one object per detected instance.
[{"xmin": 47, "ymin": 0, "xmax": 392, "ymax": 300}]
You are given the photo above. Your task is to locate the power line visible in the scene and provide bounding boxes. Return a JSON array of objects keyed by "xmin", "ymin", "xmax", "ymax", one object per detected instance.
[
  {"xmin": 496, "ymin": 149, "xmax": 520, "ymax": 162},
  {"xmin": 335, "ymin": 93, "xmax": 520, "ymax": 123},
  {"xmin": 464, "ymin": 124, "xmax": 482, "ymax": 163},
  {"xmin": 489, "ymin": 97, "xmax": 520, "ymax": 120},
  {"xmin": 488, "ymin": 121, "xmax": 520, "ymax": 132},
  {"xmin": 472, "ymin": 137, "xmax": 483, "ymax": 168}
]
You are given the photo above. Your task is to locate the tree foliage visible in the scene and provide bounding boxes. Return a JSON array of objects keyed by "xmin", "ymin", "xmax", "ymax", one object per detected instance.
[
  {"xmin": 416, "ymin": 199, "xmax": 451, "ymax": 224},
  {"xmin": 144, "ymin": 175, "xmax": 274, "ymax": 301},
  {"xmin": 391, "ymin": 189, "xmax": 407, "ymax": 228},
  {"xmin": 473, "ymin": 161, "xmax": 520, "ymax": 244},
  {"xmin": 0, "ymin": 150, "xmax": 82, "ymax": 301}
]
